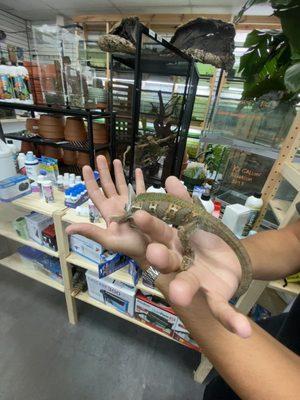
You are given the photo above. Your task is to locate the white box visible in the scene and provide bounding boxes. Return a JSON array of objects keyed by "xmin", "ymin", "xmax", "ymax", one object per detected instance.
[
  {"xmin": 24, "ymin": 212, "xmax": 53, "ymax": 245},
  {"xmin": 70, "ymin": 234, "xmax": 104, "ymax": 264},
  {"xmin": 86, "ymin": 270, "xmax": 136, "ymax": 317},
  {"xmin": 222, "ymin": 204, "xmax": 250, "ymax": 236},
  {"xmin": 173, "ymin": 318, "xmax": 199, "ymax": 351}
]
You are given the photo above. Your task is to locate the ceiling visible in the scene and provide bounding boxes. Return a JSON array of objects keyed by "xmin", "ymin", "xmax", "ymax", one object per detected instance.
[{"xmin": 0, "ymin": 0, "xmax": 273, "ymax": 22}]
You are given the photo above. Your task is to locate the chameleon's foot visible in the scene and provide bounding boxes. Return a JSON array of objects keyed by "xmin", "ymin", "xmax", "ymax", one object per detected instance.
[{"xmin": 180, "ymin": 256, "xmax": 193, "ymax": 271}]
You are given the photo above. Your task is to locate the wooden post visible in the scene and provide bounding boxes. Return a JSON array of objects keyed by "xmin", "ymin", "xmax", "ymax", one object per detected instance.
[
  {"xmin": 254, "ymin": 112, "xmax": 300, "ymax": 228},
  {"xmin": 53, "ymin": 210, "xmax": 78, "ymax": 325}
]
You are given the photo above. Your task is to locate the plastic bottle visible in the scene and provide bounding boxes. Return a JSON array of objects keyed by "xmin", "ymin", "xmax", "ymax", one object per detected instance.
[
  {"xmin": 5, "ymin": 140, "xmax": 18, "ymax": 170},
  {"xmin": 25, "ymin": 151, "xmax": 39, "ymax": 179},
  {"xmin": 36, "ymin": 173, "xmax": 46, "ymax": 199},
  {"xmin": 63, "ymin": 173, "xmax": 70, "ymax": 189},
  {"xmin": 42, "ymin": 180, "xmax": 54, "ymax": 203},
  {"xmin": 75, "ymin": 175, "xmax": 82, "ymax": 184},
  {"xmin": 200, "ymin": 193, "xmax": 214, "ymax": 214},
  {"xmin": 88, "ymin": 199, "xmax": 100, "ymax": 223},
  {"xmin": 242, "ymin": 193, "xmax": 263, "ymax": 236},
  {"xmin": 17, "ymin": 152, "xmax": 26, "ymax": 174},
  {"xmin": 146, "ymin": 183, "xmax": 166, "ymax": 194},
  {"xmin": 56, "ymin": 175, "xmax": 64, "ymax": 191},
  {"xmin": 0, "ymin": 140, "xmax": 17, "ymax": 180}
]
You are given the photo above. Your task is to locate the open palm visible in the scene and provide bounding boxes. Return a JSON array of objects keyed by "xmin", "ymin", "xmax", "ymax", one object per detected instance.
[{"xmin": 66, "ymin": 156, "xmax": 149, "ymax": 266}]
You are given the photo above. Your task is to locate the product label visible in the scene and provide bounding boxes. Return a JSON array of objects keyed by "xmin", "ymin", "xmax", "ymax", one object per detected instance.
[{"xmin": 242, "ymin": 210, "xmax": 259, "ymax": 236}]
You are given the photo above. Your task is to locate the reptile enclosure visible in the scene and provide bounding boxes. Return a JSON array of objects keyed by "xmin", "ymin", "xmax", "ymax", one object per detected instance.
[{"xmin": 107, "ymin": 22, "xmax": 199, "ymax": 185}]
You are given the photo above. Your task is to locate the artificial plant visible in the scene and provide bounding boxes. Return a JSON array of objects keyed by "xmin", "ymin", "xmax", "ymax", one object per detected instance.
[{"xmin": 235, "ymin": 0, "xmax": 300, "ymax": 100}]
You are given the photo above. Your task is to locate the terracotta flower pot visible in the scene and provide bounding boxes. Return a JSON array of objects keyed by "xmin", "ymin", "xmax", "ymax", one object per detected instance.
[
  {"xmin": 43, "ymin": 146, "xmax": 62, "ymax": 159},
  {"xmin": 77, "ymin": 152, "xmax": 90, "ymax": 168},
  {"xmin": 93, "ymin": 122, "xmax": 109, "ymax": 144},
  {"xmin": 64, "ymin": 117, "xmax": 87, "ymax": 142},
  {"xmin": 26, "ymin": 118, "xmax": 40, "ymax": 134},
  {"xmin": 21, "ymin": 142, "xmax": 34, "ymax": 153},
  {"xmin": 63, "ymin": 150, "xmax": 77, "ymax": 165},
  {"xmin": 39, "ymin": 114, "xmax": 65, "ymax": 140}
]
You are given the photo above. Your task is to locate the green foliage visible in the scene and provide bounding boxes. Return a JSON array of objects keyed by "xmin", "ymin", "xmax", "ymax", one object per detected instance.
[
  {"xmin": 284, "ymin": 63, "xmax": 300, "ymax": 92},
  {"xmin": 204, "ymin": 145, "xmax": 230, "ymax": 173},
  {"xmin": 237, "ymin": 0, "xmax": 300, "ymax": 100},
  {"xmin": 183, "ymin": 163, "xmax": 206, "ymax": 180}
]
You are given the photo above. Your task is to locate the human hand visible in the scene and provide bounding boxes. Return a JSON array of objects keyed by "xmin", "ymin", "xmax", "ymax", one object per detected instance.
[
  {"xmin": 131, "ymin": 185, "xmax": 252, "ymax": 339},
  {"xmin": 66, "ymin": 155, "xmax": 149, "ymax": 265}
]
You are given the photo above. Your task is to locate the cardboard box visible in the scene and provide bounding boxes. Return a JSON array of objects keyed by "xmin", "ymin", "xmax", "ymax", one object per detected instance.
[
  {"xmin": 135, "ymin": 291, "xmax": 177, "ymax": 336},
  {"xmin": 12, "ymin": 217, "xmax": 29, "ymax": 240},
  {"xmin": 172, "ymin": 318, "xmax": 199, "ymax": 351},
  {"xmin": 25, "ymin": 212, "xmax": 53, "ymax": 245},
  {"xmin": 70, "ymin": 234, "xmax": 104, "ymax": 264},
  {"xmin": 42, "ymin": 224, "xmax": 57, "ymax": 251},
  {"xmin": 86, "ymin": 270, "xmax": 137, "ymax": 317}
]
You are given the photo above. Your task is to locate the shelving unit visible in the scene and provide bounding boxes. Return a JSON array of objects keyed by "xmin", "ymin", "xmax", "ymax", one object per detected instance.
[
  {"xmin": 0, "ymin": 252, "xmax": 64, "ymax": 292},
  {"xmin": 0, "ymin": 101, "xmax": 116, "ymax": 171},
  {"xmin": 0, "ymin": 221, "xmax": 58, "ymax": 258}
]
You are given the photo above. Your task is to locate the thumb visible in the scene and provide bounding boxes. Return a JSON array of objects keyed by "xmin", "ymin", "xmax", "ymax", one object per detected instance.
[
  {"xmin": 206, "ymin": 292, "xmax": 252, "ymax": 339},
  {"xmin": 66, "ymin": 223, "xmax": 110, "ymax": 249}
]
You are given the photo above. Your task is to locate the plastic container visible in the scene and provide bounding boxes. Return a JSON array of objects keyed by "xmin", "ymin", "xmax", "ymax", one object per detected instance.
[
  {"xmin": 42, "ymin": 180, "xmax": 54, "ymax": 203},
  {"xmin": 242, "ymin": 193, "xmax": 263, "ymax": 236},
  {"xmin": 25, "ymin": 151, "xmax": 39, "ymax": 179},
  {"xmin": 17, "ymin": 152, "xmax": 26, "ymax": 174},
  {"xmin": 88, "ymin": 199, "xmax": 100, "ymax": 223},
  {"xmin": 56, "ymin": 175, "xmax": 64, "ymax": 191},
  {"xmin": 146, "ymin": 183, "xmax": 166, "ymax": 194},
  {"xmin": 0, "ymin": 140, "xmax": 17, "ymax": 181},
  {"xmin": 200, "ymin": 193, "xmax": 214, "ymax": 214},
  {"xmin": 36, "ymin": 172, "xmax": 46, "ymax": 199},
  {"xmin": 6, "ymin": 140, "xmax": 18, "ymax": 170},
  {"xmin": 222, "ymin": 204, "xmax": 251, "ymax": 237}
]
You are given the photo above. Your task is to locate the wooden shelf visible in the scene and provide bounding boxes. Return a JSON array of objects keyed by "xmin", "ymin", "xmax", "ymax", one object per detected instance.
[
  {"xmin": 13, "ymin": 190, "xmax": 66, "ymax": 216},
  {"xmin": 0, "ymin": 252, "xmax": 64, "ymax": 292},
  {"xmin": 268, "ymin": 280, "xmax": 300, "ymax": 296},
  {"xmin": 281, "ymin": 162, "xmax": 300, "ymax": 191},
  {"xmin": 67, "ymin": 252, "xmax": 164, "ymax": 298},
  {"xmin": 0, "ymin": 221, "xmax": 58, "ymax": 257},
  {"xmin": 75, "ymin": 291, "xmax": 177, "ymax": 343},
  {"xmin": 269, "ymin": 199, "xmax": 291, "ymax": 224}
]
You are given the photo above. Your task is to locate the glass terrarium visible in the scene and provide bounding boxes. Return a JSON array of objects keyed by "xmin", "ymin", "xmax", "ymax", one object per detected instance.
[
  {"xmin": 110, "ymin": 23, "xmax": 199, "ymax": 185},
  {"xmin": 29, "ymin": 24, "xmax": 107, "ymax": 109}
]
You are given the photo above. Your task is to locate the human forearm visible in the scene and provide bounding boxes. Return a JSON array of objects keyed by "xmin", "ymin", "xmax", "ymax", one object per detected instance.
[
  {"xmin": 241, "ymin": 220, "xmax": 300, "ymax": 280},
  {"xmin": 156, "ymin": 273, "xmax": 300, "ymax": 400}
]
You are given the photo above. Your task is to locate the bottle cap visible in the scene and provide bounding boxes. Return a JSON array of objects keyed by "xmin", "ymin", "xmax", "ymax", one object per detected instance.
[
  {"xmin": 39, "ymin": 169, "xmax": 47, "ymax": 176},
  {"xmin": 153, "ymin": 183, "xmax": 161, "ymax": 189},
  {"xmin": 201, "ymin": 193, "xmax": 211, "ymax": 201},
  {"xmin": 253, "ymin": 192, "xmax": 262, "ymax": 199}
]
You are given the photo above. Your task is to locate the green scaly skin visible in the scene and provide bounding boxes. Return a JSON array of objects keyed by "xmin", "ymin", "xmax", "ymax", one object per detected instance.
[{"xmin": 112, "ymin": 193, "xmax": 253, "ymax": 297}]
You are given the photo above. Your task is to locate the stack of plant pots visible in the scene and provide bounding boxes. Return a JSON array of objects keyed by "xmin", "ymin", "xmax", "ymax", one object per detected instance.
[
  {"xmin": 64, "ymin": 117, "xmax": 87, "ymax": 166},
  {"xmin": 93, "ymin": 121, "xmax": 109, "ymax": 144},
  {"xmin": 39, "ymin": 114, "xmax": 65, "ymax": 159}
]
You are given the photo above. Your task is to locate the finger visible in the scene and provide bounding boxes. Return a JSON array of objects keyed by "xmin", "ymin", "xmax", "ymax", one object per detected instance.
[
  {"xmin": 113, "ymin": 159, "xmax": 128, "ymax": 196},
  {"xmin": 146, "ymin": 243, "xmax": 181, "ymax": 273},
  {"xmin": 165, "ymin": 176, "xmax": 191, "ymax": 202},
  {"xmin": 66, "ymin": 223, "xmax": 112, "ymax": 250},
  {"xmin": 168, "ymin": 269, "xmax": 201, "ymax": 307},
  {"xmin": 97, "ymin": 155, "xmax": 117, "ymax": 197},
  {"xmin": 83, "ymin": 165, "xmax": 106, "ymax": 211},
  {"xmin": 133, "ymin": 210, "xmax": 175, "ymax": 247},
  {"xmin": 135, "ymin": 168, "xmax": 146, "ymax": 194},
  {"xmin": 206, "ymin": 293, "xmax": 252, "ymax": 339}
]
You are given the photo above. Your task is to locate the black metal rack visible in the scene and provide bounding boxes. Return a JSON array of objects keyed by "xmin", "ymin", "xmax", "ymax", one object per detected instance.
[
  {"xmin": 110, "ymin": 23, "xmax": 199, "ymax": 185},
  {"xmin": 0, "ymin": 101, "xmax": 116, "ymax": 171}
]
